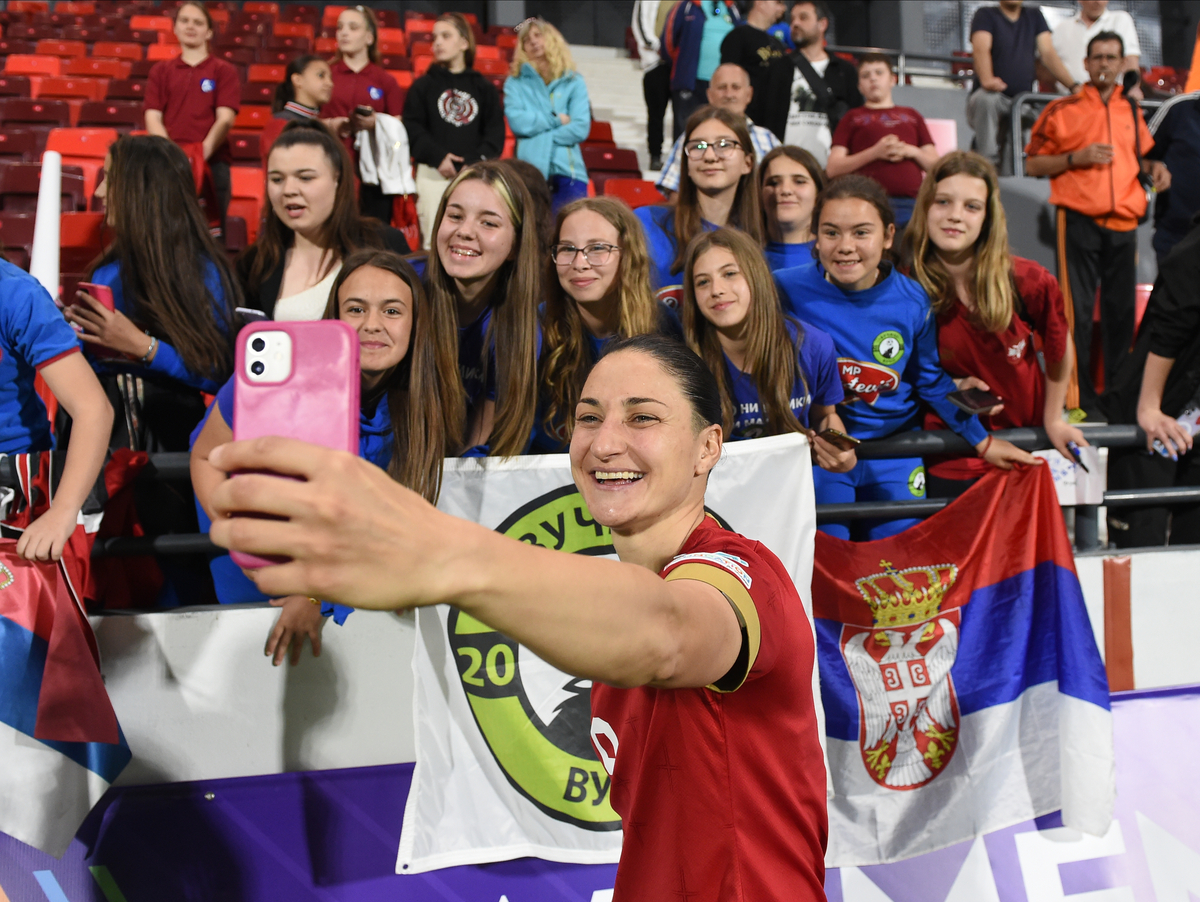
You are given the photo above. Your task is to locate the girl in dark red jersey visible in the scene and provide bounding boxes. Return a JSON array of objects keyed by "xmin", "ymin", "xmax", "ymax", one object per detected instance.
[
  {"xmin": 205, "ymin": 334, "xmax": 829, "ymax": 902},
  {"xmin": 903, "ymin": 151, "xmax": 1087, "ymax": 497}
]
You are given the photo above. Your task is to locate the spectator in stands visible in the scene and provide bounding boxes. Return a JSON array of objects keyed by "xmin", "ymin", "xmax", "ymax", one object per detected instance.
[
  {"xmin": 143, "ymin": 1, "xmax": 239, "ymax": 228},
  {"xmin": 496, "ymin": 158, "xmax": 555, "ymax": 253},
  {"xmin": 1025, "ymin": 32, "xmax": 1169, "ymax": 421},
  {"xmin": 967, "ymin": 0, "xmax": 1077, "ymax": 175},
  {"xmin": 784, "ymin": 0, "xmax": 861, "ymax": 166},
  {"xmin": 903, "ymin": 151, "xmax": 1086, "ymax": 498},
  {"xmin": 425, "ymin": 162, "xmax": 541, "ymax": 456},
  {"xmin": 190, "ymin": 249, "xmax": 465, "ymax": 652},
  {"xmin": 760, "ymin": 145, "xmax": 824, "ymax": 271},
  {"xmin": 505, "ymin": 19, "xmax": 592, "ymax": 215},
  {"xmin": 66, "ymin": 135, "xmax": 237, "ymax": 450},
  {"xmin": 656, "ymin": 63, "xmax": 778, "ymax": 200},
  {"xmin": 720, "ymin": 0, "xmax": 790, "ymax": 142},
  {"xmin": 1051, "ymin": 1, "xmax": 1140, "ymax": 95},
  {"xmin": 682, "ymin": 228, "xmax": 851, "ymax": 470},
  {"xmin": 536, "ymin": 197, "xmax": 681, "ymax": 452},
  {"xmin": 775, "ymin": 175, "xmax": 1037, "ymax": 540},
  {"xmin": 826, "ymin": 54, "xmax": 939, "ymax": 232},
  {"xmin": 272, "ymin": 55, "xmax": 333, "ymax": 122},
  {"xmin": 1, "ymin": 261, "xmax": 112, "ymax": 562},
  {"xmin": 404, "ymin": 13, "xmax": 505, "ymax": 252},
  {"xmin": 324, "ymin": 6, "xmax": 405, "ymax": 224},
  {"xmin": 638, "ymin": 106, "xmax": 763, "ymax": 307},
  {"xmin": 633, "ymin": 0, "xmax": 675, "ymax": 171},
  {"xmin": 1146, "ymin": 97, "xmax": 1200, "ymax": 263},
  {"xmin": 662, "ymin": 0, "xmax": 743, "ymax": 140},
  {"xmin": 1104, "ymin": 219, "xmax": 1200, "ymax": 547},
  {"xmin": 237, "ymin": 124, "xmax": 409, "ymax": 322}
]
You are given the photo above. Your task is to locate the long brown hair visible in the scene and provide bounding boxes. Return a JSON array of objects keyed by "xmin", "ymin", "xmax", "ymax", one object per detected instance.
[
  {"xmin": 672, "ymin": 105, "xmax": 763, "ymax": 274},
  {"xmin": 540, "ymin": 197, "xmax": 660, "ymax": 440},
  {"xmin": 757, "ymin": 144, "xmax": 825, "ymax": 241},
  {"xmin": 435, "ymin": 12, "xmax": 476, "ymax": 69},
  {"xmin": 336, "ymin": 5, "xmax": 380, "ymax": 64},
  {"xmin": 681, "ymin": 228, "xmax": 807, "ymax": 436},
  {"xmin": 425, "ymin": 161, "xmax": 541, "ymax": 457},
  {"xmin": 239, "ymin": 121, "xmax": 388, "ymax": 301},
  {"xmin": 92, "ymin": 135, "xmax": 236, "ymax": 381},
  {"xmin": 903, "ymin": 151, "xmax": 1016, "ymax": 333},
  {"xmin": 323, "ymin": 250, "xmax": 464, "ymax": 501}
]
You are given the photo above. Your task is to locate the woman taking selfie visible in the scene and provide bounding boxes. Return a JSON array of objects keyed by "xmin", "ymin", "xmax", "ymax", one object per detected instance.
[
  {"xmin": 759, "ymin": 145, "xmax": 824, "ymax": 272},
  {"xmin": 903, "ymin": 151, "xmax": 1085, "ymax": 497},
  {"xmin": 191, "ymin": 249, "xmax": 464, "ymax": 661},
  {"xmin": 636, "ymin": 106, "xmax": 762, "ymax": 306},
  {"xmin": 206, "ymin": 333, "xmax": 828, "ymax": 900},
  {"xmin": 237, "ymin": 123, "xmax": 409, "ymax": 322},
  {"xmin": 536, "ymin": 196, "xmax": 680, "ymax": 451},
  {"xmin": 682, "ymin": 227, "xmax": 851, "ymax": 473},
  {"xmin": 775, "ymin": 175, "xmax": 1037, "ymax": 540}
]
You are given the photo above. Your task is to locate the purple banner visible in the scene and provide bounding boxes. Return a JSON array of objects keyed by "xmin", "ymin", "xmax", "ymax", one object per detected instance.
[{"xmin": 0, "ymin": 686, "xmax": 1195, "ymax": 901}]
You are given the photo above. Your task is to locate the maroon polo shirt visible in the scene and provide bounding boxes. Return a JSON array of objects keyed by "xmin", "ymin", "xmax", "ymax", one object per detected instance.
[
  {"xmin": 325, "ymin": 59, "xmax": 404, "ymax": 118},
  {"xmin": 145, "ymin": 54, "xmax": 240, "ymax": 163}
]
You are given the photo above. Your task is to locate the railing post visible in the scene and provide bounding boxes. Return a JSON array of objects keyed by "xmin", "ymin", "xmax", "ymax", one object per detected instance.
[{"xmin": 1075, "ymin": 504, "xmax": 1101, "ymax": 551}]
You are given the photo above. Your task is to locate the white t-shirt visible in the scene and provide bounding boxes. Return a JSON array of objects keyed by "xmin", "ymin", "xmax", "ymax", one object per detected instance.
[
  {"xmin": 273, "ymin": 263, "xmax": 343, "ymax": 322},
  {"xmin": 1051, "ymin": 9, "xmax": 1141, "ymax": 91},
  {"xmin": 784, "ymin": 56, "xmax": 832, "ymax": 166}
]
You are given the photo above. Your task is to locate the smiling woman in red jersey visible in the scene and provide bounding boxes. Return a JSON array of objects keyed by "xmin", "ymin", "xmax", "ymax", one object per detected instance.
[{"xmin": 205, "ymin": 332, "xmax": 829, "ymax": 902}]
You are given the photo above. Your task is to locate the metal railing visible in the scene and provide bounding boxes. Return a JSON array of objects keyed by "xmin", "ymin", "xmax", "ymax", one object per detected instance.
[{"xmin": 825, "ymin": 45, "xmax": 973, "ymax": 86}]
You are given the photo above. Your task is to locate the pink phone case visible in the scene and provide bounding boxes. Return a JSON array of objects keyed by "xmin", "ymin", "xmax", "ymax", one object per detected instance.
[
  {"xmin": 230, "ymin": 320, "xmax": 360, "ymax": 569},
  {"xmin": 77, "ymin": 281, "xmax": 115, "ymax": 312}
]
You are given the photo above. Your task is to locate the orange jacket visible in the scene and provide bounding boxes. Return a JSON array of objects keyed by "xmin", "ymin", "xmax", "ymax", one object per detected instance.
[{"xmin": 1025, "ymin": 84, "xmax": 1153, "ymax": 231}]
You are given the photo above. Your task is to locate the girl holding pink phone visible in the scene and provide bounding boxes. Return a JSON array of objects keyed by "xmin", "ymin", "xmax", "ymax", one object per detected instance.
[{"xmin": 190, "ymin": 249, "xmax": 463, "ymax": 664}]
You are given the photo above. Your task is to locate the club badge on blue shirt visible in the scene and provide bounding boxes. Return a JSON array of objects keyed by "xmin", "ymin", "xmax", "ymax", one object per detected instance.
[
  {"xmin": 201, "ymin": 78, "xmax": 215, "ymax": 93},
  {"xmin": 369, "ymin": 86, "xmax": 383, "ymax": 101}
]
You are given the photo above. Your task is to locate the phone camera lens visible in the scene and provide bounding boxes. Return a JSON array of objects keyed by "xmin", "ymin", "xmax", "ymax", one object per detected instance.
[
  {"xmin": 251, "ymin": 337, "xmax": 266, "ymax": 353},
  {"xmin": 250, "ymin": 361, "xmax": 266, "ymax": 376}
]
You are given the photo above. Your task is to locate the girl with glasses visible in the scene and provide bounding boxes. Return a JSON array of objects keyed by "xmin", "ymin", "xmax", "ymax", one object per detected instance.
[
  {"xmin": 536, "ymin": 197, "xmax": 682, "ymax": 451},
  {"xmin": 636, "ymin": 106, "xmax": 763, "ymax": 308}
]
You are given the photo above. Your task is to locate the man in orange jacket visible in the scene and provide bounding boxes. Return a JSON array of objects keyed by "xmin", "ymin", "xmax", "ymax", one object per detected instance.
[{"xmin": 1026, "ymin": 31, "xmax": 1170, "ymax": 420}]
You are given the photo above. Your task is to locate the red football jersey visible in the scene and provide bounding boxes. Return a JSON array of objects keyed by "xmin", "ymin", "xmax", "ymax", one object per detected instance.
[{"xmin": 590, "ymin": 516, "xmax": 828, "ymax": 902}]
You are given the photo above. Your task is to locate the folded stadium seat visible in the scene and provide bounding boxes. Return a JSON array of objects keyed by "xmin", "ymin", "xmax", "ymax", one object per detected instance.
[
  {"xmin": 60, "ymin": 26, "xmax": 107, "ymax": 43},
  {"xmin": 389, "ymin": 70, "xmax": 414, "ymax": 90},
  {"xmin": 58, "ymin": 1, "xmax": 97, "ymax": 13},
  {"xmin": 234, "ymin": 106, "xmax": 272, "ymax": 131},
  {"xmin": 227, "ymin": 166, "xmax": 263, "ymax": 243},
  {"xmin": 229, "ymin": 11, "xmax": 274, "ymax": 31},
  {"xmin": 375, "ymin": 9, "xmax": 401, "ymax": 28},
  {"xmin": 272, "ymin": 22, "xmax": 313, "ymax": 42},
  {"xmin": 223, "ymin": 215, "xmax": 247, "ymax": 254},
  {"xmin": 321, "ymin": 6, "xmax": 347, "ymax": 29},
  {"xmin": 265, "ymin": 35, "xmax": 312, "ymax": 53},
  {"xmin": 35, "ymin": 40, "xmax": 88, "ymax": 59},
  {"xmin": 220, "ymin": 33, "xmax": 265, "ymax": 50},
  {"xmin": 406, "ymin": 18, "xmax": 435, "ymax": 36},
  {"xmin": 486, "ymin": 74, "xmax": 506, "ymax": 94},
  {"xmin": 475, "ymin": 45, "xmax": 502, "ymax": 60},
  {"xmin": 45, "ymin": 127, "xmax": 118, "ymax": 201},
  {"xmin": 413, "ymin": 56, "xmax": 433, "ymax": 77},
  {"xmin": 380, "ymin": 55, "xmax": 410, "ymax": 71},
  {"xmin": 8, "ymin": 1, "xmax": 51, "ymax": 12},
  {"xmin": 582, "ymin": 146, "xmax": 642, "ymax": 192},
  {"xmin": 495, "ymin": 32, "xmax": 518, "ymax": 51},
  {"xmin": 0, "ymin": 212, "xmax": 36, "ymax": 269},
  {"xmin": 257, "ymin": 48, "xmax": 301, "ymax": 66},
  {"xmin": 38, "ymin": 77, "xmax": 108, "ymax": 103},
  {"xmin": 404, "ymin": 10, "xmax": 436, "ymax": 21},
  {"xmin": 104, "ymin": 79, "xmax": 146, "ymax": 101},
  {"xmin": 217, "ymin": 47, "xmax": 256, "ymax": 68},
  {"xmin": 502, "ymin": 118, "xmax": 514, "ymax": 158},
  {"xmin": 241, "ymin": 82, "xmax": 274, "ymax": 106},
  {"xmin": 0, "ymin": 129, "xmax": 41, "ymax": 162},
  {"xmin": 0, "ymin": 97, "xmax": 70, "ymax": 129},
  {"xmin": 603, "ymin": 178, "xmax": 666, "ymax": 209},
  {"xmin": 6, "ymin": 25, "xmax": 57, "ymax": 42},
  {"xmin": 0, "ymin": 76, "xmax": 32, "ymax": 98},
  {"xmin": 475, "ymin": 57, "xmax": 508, "ymax": 77},
  {"xmin": 228, "ymin": 130, "xmax": 261, "ymax": 165},
  {"xmin": 377, "ymin": 27, "xmax": 406, "ymax": 53},
  {"xmin": 408, "ymin": 34, "xmax": 433, "ymax": 54},
  {"xmin": 0, "ymin": 161, "xmax": 87, "ymax": 213},
  {"xmin": 91, "ymin": 42, "xmax": 144, "ymax": 62},
  {"xmin": 247, "ymin": 63, "xmax": 284, "ymax": 84},
  {"xmin": 129, "ymin": 59, "xmax": 157, "ymax": 78},
  {"xmin": 108, "ymin": 27, "xmax": 160, "ymax": 46},
  {"xmin": 242, "ymin": 1, "xmax": 279, "ymax": 14},
  {"xmin": 585, "ymin": 121, "xmax": 615, "ymax": 146},
  {"xmin": 76, "ymin": 100, "xmax": 142, "ymax": 132},
  {"xmin": 66, "ymin": 58, "xmax": 130, "ymax": 79},
  {"xmin": 314, "ymin": 37, "xmax": 337, "ymax": 55},
  {"xmin": 146, "ymin": 44, "xmax": 182, "ymax": 62},
  {"xmin": 59, "ymin": 210, "xmax": 106, "ymax": 273},
  {"xmin": 278, "ymin": 4, "xmax": 320, "ymax": 26},
  {"xmin": 128, "ymin": 15, "xmax": 171, "ymax": 33},
  {"xmin": 0, "ymin": 40, "xmax": 37, "ymax": 58},
  {"xmin": 5, "ymin": 55, "xmax": 62, "ymax": 78}
]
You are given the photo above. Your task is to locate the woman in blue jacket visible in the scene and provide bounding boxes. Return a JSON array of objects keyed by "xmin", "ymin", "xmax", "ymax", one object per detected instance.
[{"xmin": 504, "ymin": 19, "xmax": 591, "ymax": 214}]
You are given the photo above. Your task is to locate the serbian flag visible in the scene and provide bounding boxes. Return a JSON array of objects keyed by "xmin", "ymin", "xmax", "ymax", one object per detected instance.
[
  {"xmin": 0, "ymin": 543, "xmax": 131, "ymax": 857},
  {"xmin": 814, "ymin": 464, "xmax": 1113, "ymax": 865}
]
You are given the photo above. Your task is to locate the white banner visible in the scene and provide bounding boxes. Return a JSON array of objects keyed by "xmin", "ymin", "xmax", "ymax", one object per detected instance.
[{"xmin": 397, "ymin": 433, "xmax": 817, "ymax": 874}]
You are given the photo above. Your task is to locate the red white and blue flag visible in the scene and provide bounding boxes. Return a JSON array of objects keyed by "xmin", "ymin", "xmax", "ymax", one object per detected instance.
[
  {"xmin": 814, "ymin": 464, "xmax": 1113, "ymax": 865},
  {"xmin": 0, "ymin": 543, "xmax": 131, "ymax": 857}
]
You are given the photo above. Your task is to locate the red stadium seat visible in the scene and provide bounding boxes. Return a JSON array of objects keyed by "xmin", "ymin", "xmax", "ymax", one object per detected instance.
[
  {"xmin": 0, "ymin": 77, "xmax": 33, "ymax": 98},
  {"xmin": 388, "ymin": 69, "xmax": 414, "ymax": 89},
  {"xmin": 587, "ymin": 121, "xmax": 615, "ymax": 145},
  {"xmin": 216, "ymin": 47, "xmax": 255, "ymax": 67},
  {"xmin": 146, "ymin": 44, "xmax": 181, "ymax": 62},
  {"xmin": 0, "ymin": 211, "xmax": 36, "ymax": 268},
  {"xmin": 321, "ymin": 6, "xmax": 348, "ymax": 28},
  {"xmin": 413, "ymin": 55, "xmax": 433, "ymax": 77},
  {"xmin": 314, "ymin": 37, "xmax": 337, "ymax": 54},
  {"xmin": 5, "ymin": 25, "xmax": 57, "ymax": 42},
  {"xmin": 243, "ymin": 1, "xmax": 279, "ymax": 14},
  {"xmin": 378, "ymin": 27, "xmax": 406, "ymax": 48},
  {"xmin": 496, "ymin": 33, "xmax": 518, "ymax": 51},
  {"xmin": 219, "ymin": 34, "xmax": 264, "ymax": 50},
  {"xmin": 0, "ymin": 41, "xmax": 38, "ymax": 58},
  {"xmin": 8, "ymin": 1, "xmax": 51, "ymax": 12},
  {"xmin": 241, "ymin": 83, "xmax": 274, "ymax": 105},
  {"xmin": 582, "ymin": 146, "xmax": 642, "ymax": 191},
  {"xmin": 257, "ymin": 48, "xmax": 302, "ymax": 66},
  {"xmin": 129, "ymin": 59, "xmax": 158, "ymax": 79},
  {"xmin": 234, "ymin": 105, "xmax": 272, "ymax": 130},
  {"xmin": 265, "ymin": 34, "xmax": 311, "ymax": 52},
  {"xmin": 603, "ymin": 178, "xmax": 665, "ymax": 209},
  {"xmin": 475, "ymin": 45, "xmax": 502, "ymax": 60},
  {"xmin": 65, "ymin": 58, "xmax": 130, "ymax": 79},
  {"xmin": 45, "ymin": 126, "xmax": 117, "ymax": 200},
  {"xmin": 0, "ymin": 97, "xmax": 70, "ymax": 128},
  {"xmin": 60, "ymin": 26, "xmax": 108, "ymax": 44},
  {"xmin": 76, "ymin": 100, "xmax": 142, "ymax": 131},
  {"xmin": 128, "ymin": 15, "xmax": 172, "ymax": 32},
  {"xmin": 60, "ymin": 210, "xmax": 105, "ymax": 258},
  {"xmin": 278, "ymin": 4, "xmax": 320, "ymax": 26},
  {"xmin": 91, "ymin": 42, "xmax": 144, "ymax": 62},
  {"xmin": 109, "ymin": 28, "xmax": 161, "ymax": 46},
  {"xmin": 35, "ymin": 40, "xmax": 88, "ymax": 59},
  {"xmin": 475, "ymin": 57, "xmax": 508, "ymax": 77},
  {"xmin": 272, "ymin": 22, "xmax": 313, "ymax": 41},
  {"xmin": 378, "ymin": 40, "xmax": 406, "ymax": 56},
  {"xmin": 58, "ymin": 1, "xmax": 97, "ymax": 13},
  {"xmin": 6, "ymin": 55, "xmax": 63, "ymax": 77},
  {"xmin": 375, "ymin": 9, "xmax": 401, "ymax": 28},
  {"xmin": 380, "ymin": 55, "xmax": 411, "ymax": 71},
  {"xmin": 104, "ymin": 79, "xmax": 146, "ymax": 101},
  {"xmin": 228, "ymin": 130, "xmax": 261, "ymax": 164},
  {"xmin": 37, "ymin": 77, "xmax": 107, "ymax": 102},
  {"xmin": 406, "ymin": 18, "xmax": 435, "ymax": 35},
  {"xmin": 231, "ymin": 165, "xmax": 264, "ymax": 201},
  {"xmin": 0, "ymin": 129, "xmax": 41, "ymax": 162},
  {"xmin": 0, "ymin": 161, "xmax": 87, "ymax": 214},
  {"xmin": 247, "ymin": 63, "xmax": 284, "ymax": 84}
]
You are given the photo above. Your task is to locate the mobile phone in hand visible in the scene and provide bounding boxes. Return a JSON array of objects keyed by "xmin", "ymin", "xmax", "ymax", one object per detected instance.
[
  {"xmin": 817, "ymin": 428, "xmax": 861, "ymax": 452},
  {"xmin": 355, "ymin": 104, "xmax": 375, "ymax": 117},
  {"xmin": 77, "ymin": 281, "xmax": 115, "ymax": 312},
  {"xmin": 947, "ymin": 388, "xmax": 1002, "ymax": 414}
]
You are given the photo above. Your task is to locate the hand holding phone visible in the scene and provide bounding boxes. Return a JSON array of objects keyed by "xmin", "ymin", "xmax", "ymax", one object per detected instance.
[
  {"xmin": 77, "ymin": 281, "xmax": 115, "ymax": 312},
  {"xmin": 947, "ymin": 388, "xmax": 1003, "ymax": 415},
  {"xmin": 816, "ymin": 428, "xmax": 861, "ymax": 452}
]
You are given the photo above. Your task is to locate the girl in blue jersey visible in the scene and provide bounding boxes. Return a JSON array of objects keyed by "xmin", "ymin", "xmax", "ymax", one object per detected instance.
[
  {"xmin": 424, "ymin": 161, "xmax": 542, "ymax": 456},
  {"xmin": 536, "ymin": 197, "xmax": 681, "ymax": 452},
  {"xmin": 635, "ymin": 106, "xmax": 763, "ymax": 307},
  {"xmin": 681, "ymin": 227, "xmax": 853, "ymax": 471},
  {"xmin": 64, "ymin": 135, "xmax": 238, "ymax": 449},
  {"xmin": 775, "ymin": 175, "xmax": 1038, "ymax": 540},
  {"xmin": 190, "ymin": 249, "xmax": 463, "ymax": 663},
  {"xmin": 760, "ymin": 146, "xmax": 823, "ymax": 272}
]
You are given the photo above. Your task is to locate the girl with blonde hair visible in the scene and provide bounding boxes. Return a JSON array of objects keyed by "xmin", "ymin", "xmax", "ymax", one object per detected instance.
[
  {"xmin": 505, "ymin": 18, "xmax": 592, "ymax": 214},
  {"xmin": 903, "ymin": 150, "xmax": 1085, "ymax": 497},
  {"xmin": 536, "ymin": 197, "xmax": 681, "ymax": 450}
]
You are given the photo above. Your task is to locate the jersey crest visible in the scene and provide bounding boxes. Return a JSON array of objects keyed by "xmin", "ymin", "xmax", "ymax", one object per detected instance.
[
  {"xmin": 438, "ymin": 88, "xmax": 479, "ymax": 126},
  {"xmin": 654, "ymin": 285, "xmax": 682, "ymax": 309},
  {"xmin": 838, "ymin": 357, "xmax": 900, "ymax": 405},
  {"xmin": 840, "ymin": 559, "xmax": 961, "ymax": 790}
]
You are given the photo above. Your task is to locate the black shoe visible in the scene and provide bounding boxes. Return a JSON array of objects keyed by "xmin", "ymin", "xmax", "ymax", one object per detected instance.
[{"xmin": 649, "ymin": 155, "xmax": 662, "ymax": 171}]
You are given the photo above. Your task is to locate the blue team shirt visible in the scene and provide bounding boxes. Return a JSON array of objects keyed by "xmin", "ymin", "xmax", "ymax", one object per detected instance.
[
  {"xmin": 764, "ymin": 240, "xmax": 815, "ymax": 272},
  {"xmin": 88, "ymin": 258, "xmax": 231, "ymax": 393},
  {"xmin": 635, "ymin": 205, "xmax": 718, "ymax": 309},
  {"xmin": 0, "ymin": 258, "xmax": 81, "ymax": 454},
  {"xmin": 774, "ymin": 262, "xmax": 988, "ymax": 445},
  {"xmin": 725, "ymin": 320, "xmax": 842, "ymax": 437}
]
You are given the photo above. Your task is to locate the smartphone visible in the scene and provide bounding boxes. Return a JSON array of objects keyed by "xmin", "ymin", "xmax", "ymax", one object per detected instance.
[
  {"xmin": 355, "ymin": 104, "xmax": 375, "ymax": 117},
  {"xmin": 235, "ymin": 306, "xmax": 270, "ymax": 324},
  {"xmin": 77, "ymin": 281, "xmax": 115, "ymax": 312},
  {"xmin": 817, "ymin": 428, "xmax": 861, "ymax": 451},
  {"xmin": 230, "ymin": 320, "xmax": 361, "ymax": 569},
  {"xmin": 947, "ymin": 388, "xmax": 1003, "ymax": 414}
]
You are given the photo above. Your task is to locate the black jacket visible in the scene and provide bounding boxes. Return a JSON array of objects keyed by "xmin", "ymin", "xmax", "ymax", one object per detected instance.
[
  {"xmin": 402, "ymin": 65, "xmax": 505, "ymax": 167},
  {"xmin": 792, "ymin": 50, "xmax": 862, "ymax": 135}
]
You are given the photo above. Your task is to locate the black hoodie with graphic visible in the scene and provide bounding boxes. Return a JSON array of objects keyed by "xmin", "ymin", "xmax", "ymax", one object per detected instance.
[{"xmin": 402, "ymin": 64, "xmax": 505, "ymax": 167}]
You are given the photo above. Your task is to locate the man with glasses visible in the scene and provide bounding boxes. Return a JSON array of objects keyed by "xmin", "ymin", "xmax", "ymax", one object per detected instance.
[{"xmin": 655, "ymin": 62, "xmax": 778, "ymax": 200}]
